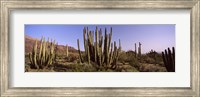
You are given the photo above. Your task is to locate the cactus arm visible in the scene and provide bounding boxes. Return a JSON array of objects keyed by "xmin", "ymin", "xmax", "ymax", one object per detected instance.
[
  {"xmin": 66, "ymin": 44, "xmax": 68, "ymax": 57},
  {"xmin": 95, "ymin": 26, "xmax": 99, "ymax": 63},
  {"xmin": 103, "ymin": 28, "xmax": 108, "ymax": 66},
  {"xmin": 87, "ymin": 45, "xmax": 90, "ymax": 65},
  {"xmin": 172, "ymin": 47, "xmax": 175, "ymax": 71},
  {"xmin": 42, "ymin": 38, "xmax": 47, "ymax": 68},
  {"xmin": 77, "ymin": 39, "xmax": 83, "ymax": 63},
  {"xmin": 109, "ymin": 43, "xmax": 113, "ymax": 66},
  {"xmin": 164, "ymin": 49, "xmax": 169, "ymax": 71},
  {"xmin": 34, "ymin": 40, "xmax": 38, "ymax": 65},
  {"xmin": 83, "ymin": 27, "xmax": 88, "ymax": 58},
  {"xmin": 119, "ymin": 39, "xmax": 121, "ymax": 50},
  {"xmin": 167, "ymin": 48, "xmax": 173, "ymax": 71},
  {"xmin": 94, "ymin": 42, "xmax": 96, "ymax": 62},
  {"xmin": 29, "ymin": 53, "xmax": 33, "ymax": 66},
  {"xmin": 162, "ymin": 52, "xmax": 167, "ymax": 70},
  {"xmin": 108, "ymin": 27, "xmax": 112, "ymax": 53},
  {"xmin": 38, "ymin": 37, "xmax": 43, "ymax": 64},
  {"xmin": 33, "ymin": 40, "xmax": 39, "ymax": 69}
]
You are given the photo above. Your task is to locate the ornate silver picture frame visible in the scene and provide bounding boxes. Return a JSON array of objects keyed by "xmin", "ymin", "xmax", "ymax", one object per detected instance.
[{"xmin": 1, "ymin": 0, "xmax": 199, "ymax": 96}]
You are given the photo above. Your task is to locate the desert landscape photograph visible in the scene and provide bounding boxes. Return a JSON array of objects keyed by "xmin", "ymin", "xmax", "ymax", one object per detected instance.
[{"xmin": 25, "ymin": 25, "xmax": 175, "ymax": 72}]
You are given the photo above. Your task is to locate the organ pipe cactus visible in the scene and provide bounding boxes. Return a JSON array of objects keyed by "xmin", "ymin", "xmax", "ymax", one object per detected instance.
[
  {"xmin": 138, "ymin": 42, "xmax": 142, "ymax": 57},
  {"xmin": 29, "ymin": 37, "xmax": 56, "ymax": 69},
  {"xmin": 162, "ymin": 47, "xmax": 175, "ymax": 72},
  {"xmin": 54, "ymin": 43, "xmax": 58, "ymax": 63},
  {"xmin": 77, "ymin": 39, "xmax": 84, "ymax": 63},
  {"xmin": 66, "ymin": 44, "xmax": 69, "ymax": 57},
  {"xmin": 77, "ymin": 26, "xmax": 121, "ymax": 70},
  {"xmin": 135, "ymin": 43, "xmax": 137, "ymax": 58},
  {"xmin": 134, "ymin": 42, "xmax": 142, "ymax": 58}
]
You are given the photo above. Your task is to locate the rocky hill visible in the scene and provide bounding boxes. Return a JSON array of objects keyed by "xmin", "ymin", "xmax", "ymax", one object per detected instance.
[{"xmin": 25, "ymin": 35, "xmax": 78, "ymax": 54}]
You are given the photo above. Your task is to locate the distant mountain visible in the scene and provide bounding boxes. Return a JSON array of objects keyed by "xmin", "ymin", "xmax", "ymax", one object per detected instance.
[{"xmin": 25, "ymin": 35, "xmax": 78, "ymax": 54}]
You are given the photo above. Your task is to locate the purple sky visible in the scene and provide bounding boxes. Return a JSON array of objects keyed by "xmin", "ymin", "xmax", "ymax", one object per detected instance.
[{"xmin": 25, "ymin": 24, "xmax": 175, "ymax": 53}]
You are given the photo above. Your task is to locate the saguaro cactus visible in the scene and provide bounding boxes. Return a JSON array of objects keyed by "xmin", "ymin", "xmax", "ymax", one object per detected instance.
[
  {"xmin": 138, "ymin": 42, "xmax": 142, "ymax": 57},
  {"xmin": 162, "ymin": 47, "xmax": 175, "ymax": 72},
  {"xmin": 77, "ymin": 26, "xmax": 121, "ymax": 70},
  {"xmin": 29, "ymin": 37, "xmax": 56, "ymax": 69},
  {"xmin": 77, "ymin": 39, "xmax": 84, "ymax": 63},
  {"xmin": 54, "ymin": 43, "xmax": 58, "ymax": 63},
  {"xmin": 66, "ymin": 44, "xmax": 69, "ymax": 57},
  {"xmin": 135, "ymin": 43, "xmax": 137, "ymax": 58}
]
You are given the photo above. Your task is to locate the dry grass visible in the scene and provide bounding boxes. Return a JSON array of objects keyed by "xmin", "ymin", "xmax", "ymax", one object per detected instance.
[{"xmin": 139, "ymin": 63, "xmax": 167, "ymax": 72}]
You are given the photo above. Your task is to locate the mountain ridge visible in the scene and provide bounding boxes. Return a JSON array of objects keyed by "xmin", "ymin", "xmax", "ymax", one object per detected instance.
[{"xmin": 25, "ymin": 35, "xmax": 78, "ymax": 54}]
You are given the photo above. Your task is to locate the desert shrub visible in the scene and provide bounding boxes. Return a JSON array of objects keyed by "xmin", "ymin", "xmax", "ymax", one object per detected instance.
[
  {"xmin": 110, "ymin": 64, "xmax": 138, "ymax": 72},
  {"xmin": 118, "ymin": 50, "xmax": 137, "ymax": 62},
  {"xmin": 67, "ymin": 56, "xmax": 79, "ymax": 62},
  {"xmin": 125, "ymin": 50, "xmax": 136, "ymax": 61},
  {"xmin": 145, "ymin": 50, "xmax": 164, "ymax": 66},
  {"xmin": 118, "ymin": 50, "xmax": 140, "ymax": 70},
  {"xmin": 118, "ymin": 51, "xmax": 128, "ymax": 63},
  {"xmin": 139, "ymin": 63, "xmax": 167, "ymax": 72},
  {"xmin": 128, "ymin": 58, "xmax": 140, "ymax": 70},
  {"xmin": 58, "ymin": 63, "xmax": 96, "ymax": 72},
  {"xmin": 106, "ymin": 69, "xmax": 115, "ymax": 72},
  {"xmin": 126, "ymin": 67, "xmax": 139, "ymax": 72},
  {"xmin": 81, "ymin": 63, "xmax": 97, "ymax": 72},
  {"xmin": 25, "ymin": 65, "xmax": 54, "ymax": 72},
  {"xmin": 25, "ymin": 64, "xmax": 31, "ymax": 72},
  {"xmin": 144, "ymin": 56, "xmax": 155, "ymax": 64},
  {"xmin": 25, "ymin": 54, "xmax": 30, "ymax": 64},
  {"xmin": 155, "ymin": 54, "xmax": 164, "ymax": 66}
]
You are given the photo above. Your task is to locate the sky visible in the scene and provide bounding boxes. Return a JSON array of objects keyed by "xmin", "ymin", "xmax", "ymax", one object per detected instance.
[{"xmin": 25, "ymin": 24, "xmax": 175, "ymax": 54}]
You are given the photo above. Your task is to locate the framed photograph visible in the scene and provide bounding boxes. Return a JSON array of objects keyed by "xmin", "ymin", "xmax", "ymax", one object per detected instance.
[{"xmin": 1, "ymin": 0, "xmax": 199, "ymax": 96}]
